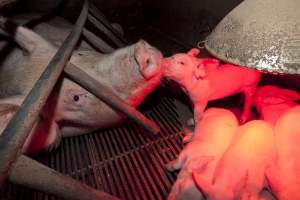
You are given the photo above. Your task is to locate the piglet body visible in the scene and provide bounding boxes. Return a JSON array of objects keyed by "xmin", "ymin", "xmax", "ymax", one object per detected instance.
[
  {"xmin": 163, "ymin": 49, "xmax": 261, "ymax": 123},
  {"xmin": 166, "ymin": 108, "xmax": 238, "ymax": 200},
  {"xmin": 266, "ymin": 106, "xmax": 300, "ymax": 200},
  {"xmin": 253, "ymin": 85, "xmax": 300, "ymax": 125},
  {"xmin": 193, "ymin": 120, "xmax": 276, "ymax": 200}
]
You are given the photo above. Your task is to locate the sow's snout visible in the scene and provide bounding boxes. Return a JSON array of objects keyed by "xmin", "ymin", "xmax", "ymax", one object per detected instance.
[{"xmin": 134, "ymin": 39, "xmax": 163, "ymax": 80}]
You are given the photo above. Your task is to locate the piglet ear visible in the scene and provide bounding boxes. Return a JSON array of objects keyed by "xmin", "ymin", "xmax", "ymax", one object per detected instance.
[
  {"xmin": 281, "ymin": 89, "xmax": 300, "ymax": 101},
  {"xmin": 201, "ymin": 58, "xmax": 220, "ymax": 69},
  {"xmin": 263, "ymin": 96, "xmax": 286, "ymax": 105},
  {"xmin": 187, "ymin": 48, "xmax": 200, "ymax": 57},
  {"xmin": 194, "ymin": 64, "xmax": 207, "ymax": 79},
  {"xmin": 134, "ymin": 40, "xmax": 163, "ymax": 79},
  {"xmin": 263, "ymin": 89, "xmax": 300, "ymax": 104},
  {"xmin": 193, "ymin": 58, "xmax": 219, "ymax": 80}
]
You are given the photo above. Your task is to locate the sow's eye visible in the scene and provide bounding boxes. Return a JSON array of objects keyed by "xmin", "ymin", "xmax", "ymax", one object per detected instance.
[{"xmin": 73, "ymin": 95, "xmax": 80, "ymax": 102}]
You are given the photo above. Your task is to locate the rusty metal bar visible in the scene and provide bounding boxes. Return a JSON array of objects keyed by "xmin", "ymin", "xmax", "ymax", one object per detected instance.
[
  {"xmin": 87, "ymin": 14, "xmax": 124, "ymax": 48},
  {"xmin": 83, "ymin": 28, "xmax": 114, "ymax": 53},
  {"xmin": 0, "ymin": 0, "xmax": 88, "ymax": 187},
  {"xmin": 89, "ymin": 3, "xmax": 127, "ymax": 47},
  {"xmin": 64, "ymin": 63, "xmax": 160, "ymax": 135},
  {"xmin": 8, "ymin": 155, "xmax": 119, "ymax": 200}
]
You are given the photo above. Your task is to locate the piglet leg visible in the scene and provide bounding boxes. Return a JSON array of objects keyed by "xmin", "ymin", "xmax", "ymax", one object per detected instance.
[
  {"xmin": 166, "ymin": 153, "xmax": 188, "ymax": 171},
  {"xmin": 168, "ymin": 178, "xmax": 204, "ymax": 200},
  {"xmin": 240, "ymin": 87, "xmax": 256, "ymax": 123},
  {"xmin": 183, "ymin": 101, "xmax": 208, "ymax": 142},
  {"xmin": 0, "ymin": 95, "xmax": 24, "ymax": 106},
  {"xmin": 181, "ymin": 127, "xmax": 194, "ymax": 144}
]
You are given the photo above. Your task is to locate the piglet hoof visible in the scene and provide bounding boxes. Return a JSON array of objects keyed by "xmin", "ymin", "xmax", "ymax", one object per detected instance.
[
  {"xmin": 186, "ymin": 118, "xmax": 195, "ymax": 126},
  {"xmin": 44, "ymin": 132, "xmax": 62, "ymax": 153},
  {"xmin": 182, "ymin": 134, "xmax": 193, "ymax": 144},
  {"xmin": 239, "ymin": 115, "xmax": 248, "ymax": 124},
  {"xmin": 182, "ymin": 127, "xmax": 194, "ymax": 143},
  {"xmin": 165, "ymin": 160, "xmax": 177, "ymax": 172}
]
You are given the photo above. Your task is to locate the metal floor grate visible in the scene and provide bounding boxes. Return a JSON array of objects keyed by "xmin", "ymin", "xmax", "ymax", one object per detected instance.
[{"xmin": 1, "ymin": 96, "xmax": 185, "ymax": 200}]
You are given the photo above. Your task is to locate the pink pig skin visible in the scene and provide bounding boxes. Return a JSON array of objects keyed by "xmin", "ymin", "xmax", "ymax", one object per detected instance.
[
  {"xmin": 163, "ymin": 48, "xmax": 261, "ymax": 124},
  {"xmin": 166, "ymin": 108, "xmax": 238, "ymax": 200},
  {"xmin": 266, "ymin": 106, "xmax": 300, "ymax": 200},
  {"xmin": 253, "ymin": 85, "xmax": 300, "ymax": 125},
  {"xmin": 193, "ymin": 120, "xmax": 276, "ymax": 200}
]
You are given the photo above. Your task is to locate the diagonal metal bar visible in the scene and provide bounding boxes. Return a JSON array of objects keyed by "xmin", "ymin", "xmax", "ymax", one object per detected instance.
[
  {"xmin": 8, "ymin": 155, "xmax": 119, "ymax": 200},
  {"xmin": 64, "ymin": 63, "xmax": 160, "ymax": 135},
  {"xmin": 0, "ymin": 0, "xmax": 88, "ymax": 187},
  {"xmin": 89, "ymin": 3, "xmax": 127, "ymax": 46},
  {"xmin": 87, "ymin": 14, "xmax": 124, "ymax": 48},
  {"xmin": 83, "ymin": 28, "xmax": 114, "ymax": 53}
]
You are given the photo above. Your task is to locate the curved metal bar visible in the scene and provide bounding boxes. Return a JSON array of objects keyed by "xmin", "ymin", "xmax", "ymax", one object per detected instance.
[{"xmin": 0, "ymin": 0, "xmax": 88, "ymax": 187}]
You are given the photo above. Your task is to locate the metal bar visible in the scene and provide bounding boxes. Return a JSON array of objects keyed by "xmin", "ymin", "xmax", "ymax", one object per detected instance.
[
  {"xmin": 0, "ymin": 0, "xmax": 16, "ymax": 8},
  {"xmin": 83, "ymin": 28, "xmax": 114, "ymax": 53},
  {"xmin": 64, "ymin": 62, "xmax": 160, "ymax": 135},
  {"xmin": 8, "ymin": 155, "xmax": 119, "ymax": 200},
  {"xmin": 89, "ymin": 3, "xmax": 127, "ymax": 46},
  {"xmin": 0, "ymin": 0, "xmax": 88, "ymax": 187},
  {"xmin": 87, "ymin": 14, "xmax": 124, "ymax": 48}
]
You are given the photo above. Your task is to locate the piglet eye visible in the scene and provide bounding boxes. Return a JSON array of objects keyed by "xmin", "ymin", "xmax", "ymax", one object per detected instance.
[
  {"xmin": 73, "ymin": 95, "xmax": 80, "ymax": 102},
  {"xmin": 146, "ymin": 58, "xmax": 151, "ymax": 65},
  {"xmin": 179, "ymin": 61, "xmax": 185, "ymax": 65}
]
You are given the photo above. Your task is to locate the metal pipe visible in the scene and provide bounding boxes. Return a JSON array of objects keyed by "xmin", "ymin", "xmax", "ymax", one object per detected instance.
[
  {"xmin": 8, "ymin": 155, "xmax": 119, "ymax": 200},
  {"xmin": 0, "ymin": 0, "xmax": 88, "ymax": 187},
  {"xmin": 0, "ymin": 0, "xmax": 16, "ymax": 8},
  {"xmin": 87, "ymin": 14, "xmax": 125, "ymax": 48},
  {"xmin": 89, "ymin": 4, "xmax": 127, "ymax": 46},
  {"xmin": 64, "ymin": 62, "xmax": 160, "ymax": 135},
  {"xmin": 83, "ymin": 28, "xmax": 114, "ymax": 53}
]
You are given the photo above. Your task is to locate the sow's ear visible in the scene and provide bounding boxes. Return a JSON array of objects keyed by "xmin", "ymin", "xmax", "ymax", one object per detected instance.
[
  {"xmin": 134, "ymin": 39, "xmax": 163, "ymax": 79},
  {"xmin": 0, "ymin": 104, "xmax": 19, "ymax": 131}
]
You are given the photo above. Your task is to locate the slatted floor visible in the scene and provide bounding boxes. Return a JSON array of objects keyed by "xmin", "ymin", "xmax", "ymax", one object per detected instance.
[{"xmin": 0, "ymin": 96, "xmax": 186, "ymax": 200}]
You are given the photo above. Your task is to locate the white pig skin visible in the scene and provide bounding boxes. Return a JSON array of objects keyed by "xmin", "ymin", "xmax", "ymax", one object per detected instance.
[
  {"xmin": 0, "ymin": 104, "xmax": 59, "ymax": 154},
  {"xmin": 163, "ymin": 48, "xmax": 261, "ymax": 125},
  {"xmin": 0, "ymin": 17, "xmax": 163, "ymax": 154},
  {"xmin": 193, "ymin": 120, "xmax": 276, "ymax": 200},
  {"xmin": 253, "ymin": 85, "xmax": 300, "ymax": 125},
  {"xmin": 266, "ymin": 106, "xmax": 300, "ymax": 200},
  {"xmin": 166, "ymin": 108, "xmax": 238, "ymax": 200}
]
